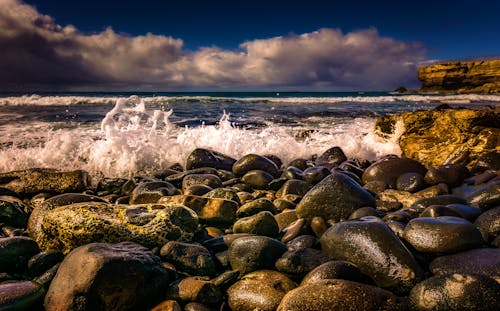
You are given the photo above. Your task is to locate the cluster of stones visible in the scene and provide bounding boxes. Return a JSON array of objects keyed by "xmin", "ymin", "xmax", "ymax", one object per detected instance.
[{"xmin": 1, "ymin": 146, "xmax": 499, "ymax": 310}]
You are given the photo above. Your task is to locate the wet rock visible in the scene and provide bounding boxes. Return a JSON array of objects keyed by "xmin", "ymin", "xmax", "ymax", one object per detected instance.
[
  {"xmin": 0, "ymin": 281, "xmax": 45, "ymax": 311},
  {"xmin": 430, "ymin": 248, "xmax": 500, "ymax": 281},
  {"xmin": 45, "ymin": 242, "xmax": 171, "ymax": 311},
  {"xmin": 274, "ymin": 210, "xmax": 298, "ymax": 231},
  {"xmin": 276, "ymin": 179, "xmax": 310, "ymax": 198},
  {"xmin": 286, "ymin": 235, "xmax": 319, "ymax": 251},
  {"xmin": 409, "ymin": 273, "xmax": 500, "ymax": 311},
  {"xmin": 228, "ymin": 235, "xmax": 287, "ymax": 274},
  {"xmin": 182, "ymin": 174, "xmax": 222, "ymax": 192},
  {"xmin": 233, "ymin": 211, "xmax": 279, "ymax": 238},
  {"xmin": 150, "ymin": 300, "xmax": 182, "ymax": 311},
  {"xmin": 273, "ymin": 198, "xmax": 296, "ymax": 212},
  {"xmin": 444, "ymin": 203, "xmax": 481, "ymax": 221},
  {"xmin": 27, "ymin": 250, "xmax": 64, "ymax": 277},
  {"xmin": 263, "ymin": 154, "xmax": 283, "ymax": 169},
  {"xmin": 349, "ymin": 206, "xmax": 384, "ymax": 220},
  {"xmin": 0, "ymin": 168, "xmax": 89, "ymax": 197},
  {"xmin": 277, "ymin": 279, "xmax": 408, "ymax": 311},
  {"xmin": 33, "ymin": 263, "xmax": 60, "ymax": 289},
  {"xmin": 310, "ymin": 216, "xmax": 328, "ymax": 237},
  {"xmin": 378, "ymin": 184, "xmax": 449, "ymax": 209},
  {"xmin": 282, "ymin": 166, "xmax": 304, "ymax": 180},
  {"xmin": 227, "ymin": 270, "xmax": 296, "ymax": 311},
  {"xmin": 96, "ymin": 178, "xmax": 128, "ymax": 195},
  {"xmin": 300, "ymin": 260, "xmax": 371, "ymax": 286},
  {"xmin": 130, "ymin": 181, "xmax": 178, "ymax": 204},
  {"xmin": 403, "ymin": 216, "xmax": 484, "ymax": 253},
  {"xmin": 303, "ymin": 166, "xmax": 331, "ymax": 185},
  {"xmin": 474, "ymin": 206, "xmax": 500, "ymax": 242},
  {"xmin": 363, "ymin": 180, "xmax": 388, "ymax": 195},
  {"xmin": 471, "ymin": 151, "xmax": 500, "ymax": 173},
  {"xmin": 184, "ymin": 302, "xmax": 213, "ymax": 311},
  {"xmin": 280, "ymin": 218, "xmax": 311, "ymax": 243},
  {"xmin": 186, "ymin": 148, "xmax": 236, "ymax": 171},
  {"xmin": 410, "ymin": 194, "xmax": 465, "ymax": 213},
  {"xmin": 419, "ymin": 205, "xmax": 462, "ymax": 218},
  {"xmin": 38, "ymin": 202, "xmax": 198, "ymax": 253},
  {"xmin": 320, "ymin": 219, "xmax": 423, "ymax": 293},
  {"xmin": 160, "ymin": 195, "xmax": 237, "ymax": 226},
  {"xmin": 233, "ymin": 154, "xmax": 279, "ymax": 177},
  {"xmin": 287, "ymin": 158, "xmax": 309, "ymax": 171},
  {"xmin": 203, "ymin": 188, "xmax": 240, "ymax": 204},
  {"xmin": 165, "ymin": 168, "xmax": 219, "ymax": 188},
  {"xmin": 166, "ymin": 277, "xmax": 222, "ymax": 304},
  {"xmin": 275, "ymin": 247, "xmax": 330, "ymax": 278},
  {"xmin": 0, "ymin": 236, "xmax": 40, "ymax": 273},
  {"xmin": 241, "ymin": 170, "xmax": 274, "ymax": 189},
  {"xmin": 160, "ymin": 241, "xmax": 216, "ymax": 276},
  {"xmin": 236, "ymin": 198, "xmax": 276, "ymax": 217},
  {"xmin": 316, "ymin": 146, "xmax": 347, "ymax": 165},
  {"xmin": 424, "ymin": 164, "xmax": 469, "ymax": 187},
  {"xmin": 296, "ymin": 173, "xmax": 375, "ymax": 222},
  {"xmin": 466, "ymin": 181, "xmax": 500, "ymax": 211},
  {"xmin": 184, "ymin": 184, "xmax": 213, "ymax": 196},
  {"xmin": 397, "ymin": 172, "xmax": 426, "ymax": 192},
  {"xmin": 362, "ymin": 157, "xmax": 427, "ymax": 188},
  {"xmin": 0, "ymin": 195, "xmax": 29, "ymax": 228}
]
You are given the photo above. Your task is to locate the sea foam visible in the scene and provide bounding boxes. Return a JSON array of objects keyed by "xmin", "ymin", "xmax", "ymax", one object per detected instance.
[{"xmin": 0, "ymin": 96, "xmax": 403, "ymax": 180}]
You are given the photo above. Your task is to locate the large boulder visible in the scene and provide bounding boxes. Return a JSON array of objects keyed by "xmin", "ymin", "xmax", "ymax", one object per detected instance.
[
  {"xmin": 45, "ymin": 242, "xmax": 171, "ymax": 311},
  {"xmin": 376, "ymin": 108, "xmax": 500, "ymax": 168},
  {"xmin": 296, "ymin": 173, "xmax": 375, "ymax": 222},
  {"xmin": 36, "ymin": 202, "xmax": 198, "ymax": 253}
]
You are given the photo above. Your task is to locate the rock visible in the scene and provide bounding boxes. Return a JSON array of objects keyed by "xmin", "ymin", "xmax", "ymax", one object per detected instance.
[
  {"xmin": 274, "ymin": 210, "xmax": 298, "ymax": 231},
  {"xmin": 362, "ymin": 157, "xmax": 427, "ymax": 188},
  {"xmin": 159, "ymin": 195, "xmax": 237, "ymax": 226},
  {"xmin": 474, "ymin": 206, "xmax": 500, "ymax": 242},
  {"xmin": 227, "ymin": 270, "xmax": 296, "ymax": 311},
  {"xmin": 280, "ymin": 218, "xmax": 311, "ymax": 243},
  {"xmin": 228, "ymin": 236, "xmax": 287, "ymax": 274},
  {"xmin": 276, "ymin": 179, "xmax": 310, "ymax": 198},
  {"xmin": 33, "ymin": 263, "xmax": 60, "ymax": 289},
  {"xmin": 419, "ymin": 205, "xmax": 462, "ymax": 218},
  {"xmin": 396, "ymin": 172, "xmax": 426, "ymax": 192},
  {"xmin": 410, "ymin": 194, "xmax": 466, "ymax": 213},
  {"xmin": 375, "ymin": 108, "xmax": 500, "ymax": 168},
  {"xmin": 286, "ymin": 235, "xmax": 319, "ymax": 251},
  {"xmin": 184, "ymin": 302, "xmax": 213, "ymax": 311},
  {"xmin": 263, "ymin": 154, "xmax": 283, "ymax": 169},
  {"xmin": 165, "ymin": 168, "xmax": 218, "ymax": 188},
  {"xmin": 203, "ymin": 188, "xmax": 240, "ymax": 204},
  {"xmin": 363, "ymin": 180, "xmax": 388, "ymax": 195},
  {"xmin": 403, "ymin": 216, "xmax": 484, "ymax": 253},
  {"xmin": 300, "ymin": 260, "xmax": 371, "ymax": 286},
  {"xmin": 186, "ymin": 148, "xmax": 236, "ymax": 171},
  {"xmin": 409, "ymin": 273, "xmax": 500, "ymax": 311},
  {"xmin": 430, "ymin": 248, "xmax": 500, "ymax": 281},
  {"xmin": 233, "ymin": 211, "xmax": 279, "ymax": 238},
  {"xmin": 349, "ymin": 206, "xmax": 384, "ymax": 220},
  {"xmin": 233, "ymin": 154, "xmax": 279, "ymax": 177},
  {"xmin": 282, "ymin": 166, "xmax": 304, "ymax": 180},
  {"xmin": 38, "ymin": 202, "xmax": 198, "ymax": 253},
  {"xmin": 166, "ymin": 277, "xmax": 222, "ymax": 304},
  {"xmin": 45, "ymin": 242, "xmax": 171, "ymax": 311},
  {"xmin": 0, "ymin": 195, "xmax": 29, "ymax": 228},
  {"xmin": 96, "ymin": 178, "xmax": 128, "ymax": 195},
  {"xmin": 466, "ymin": 181, "xmax": 500, "ymax": 211},
  {"xmin": 424, "ymin": 164, "xmax": 468, "ymax": 187},
  {"xmin": 182, "ymin": 174, "xmax": 222, "ymax": 192},
  {"xmin": 150, "ymin": 300, "xmax": 182, "ymax": 311},
  {"xmin": 316, "ymin": 147, "xmax": 347, "ymax": 165},
  {"xmin": 310, "ymin": 216, "xmax": 328, "ymax": 237},
  {"xmin": 0, "ymin": 236, "xmax": 40, "ymax": 273},
  {"xmin": 160, "ymin": 241, "xmax": 216, "ymax": 276},
  {"xmin": 27, "ymin": 250, "xmax": 64, "ymax": 277},
  {"xmin": 471, "ymin": 152, "xmax": 500, "ymax": 173},
  {"xmin": 130, "ymin": 181, "xmax": 178, "ymax": 204},
  {"xmin": 275, "ymin": 248, "xmax": 330, "ymax": 278},
  {"xmin": 0, "ymin": 281, "xmax": 45, "ymax": 310},
  {"xmin": 0, "ymin": 168, "xmax": 89, "ymax": 197},
  {"xmin": 241, "ymin": 170, "xmax": 274, "ymax": 189},
  {"xmin": 303, "ymin": 166, "xmax": 331, "ymax": 185},
  {"xmin": 236, "ymin": 198, "xmax": 276, "ymax": 217},
  {"xmin": 320, "ymin": 219, "xmax": 423, "ymax": 293},
  {"xmin": 296, "ymin": 173, "xmax": 375, "ymax": 222},
  {"xmin": 184, "ymin": 184, "xmax": 212, "ymax": 196},
  {"xmin": 418, "ymin": 60, "xmax": 500, "ymax": 94},
  {"xmin": 277, "ymin": 279, "xmax": 408, "ymax": 311},
  {"xmin": 444, "ymin": 204, "xmax": 481, "ymax": 221}
]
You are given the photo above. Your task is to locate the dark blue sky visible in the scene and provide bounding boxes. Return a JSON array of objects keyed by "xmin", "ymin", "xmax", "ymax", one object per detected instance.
[{"xmin": 24, "ymin": 0, "xmax": 500, "ymax": 60}]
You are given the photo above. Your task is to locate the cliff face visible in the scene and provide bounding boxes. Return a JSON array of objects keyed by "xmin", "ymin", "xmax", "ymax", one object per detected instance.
[{"xmin": 418, "ymin": 60, "xmax": 500, "ymax": 94}]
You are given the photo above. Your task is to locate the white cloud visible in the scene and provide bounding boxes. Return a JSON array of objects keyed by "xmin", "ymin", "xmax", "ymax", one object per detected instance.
[{"xmin": 0, "ymin": 0, "xmax": 427, "ymax": 90}]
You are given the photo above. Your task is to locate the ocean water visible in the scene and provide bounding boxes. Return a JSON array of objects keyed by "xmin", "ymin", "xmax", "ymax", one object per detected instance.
[{"xmin": 0, "ymin": 92, "xmax": 499, "ymax": 180}]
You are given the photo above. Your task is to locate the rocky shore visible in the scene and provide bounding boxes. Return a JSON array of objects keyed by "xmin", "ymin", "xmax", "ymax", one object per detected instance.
[{"xmin": 1, "ymin": 107, "xmax": 500, "ymax": 310}]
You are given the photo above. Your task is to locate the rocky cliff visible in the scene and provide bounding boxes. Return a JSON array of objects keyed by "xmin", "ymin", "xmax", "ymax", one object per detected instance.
[{"xmin": 418, "ymin": 60, "xmax": 500, "ymax": 94}]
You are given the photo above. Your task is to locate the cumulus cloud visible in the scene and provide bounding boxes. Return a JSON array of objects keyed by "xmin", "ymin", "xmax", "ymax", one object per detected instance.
[{"xmin": 0, "ymin": 0, "xmax": 427, "ymax": 90}]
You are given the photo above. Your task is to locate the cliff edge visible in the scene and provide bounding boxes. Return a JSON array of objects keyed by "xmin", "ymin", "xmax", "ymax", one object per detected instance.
[{"xmin": 418, "ymin": 60, "xmax": 500, "ymax": 94}]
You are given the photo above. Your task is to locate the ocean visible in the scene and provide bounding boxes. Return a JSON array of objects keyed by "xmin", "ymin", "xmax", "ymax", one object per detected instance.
[{"xmin": 1, "ymin": 92, "xmax": 499, "ymax": 180}]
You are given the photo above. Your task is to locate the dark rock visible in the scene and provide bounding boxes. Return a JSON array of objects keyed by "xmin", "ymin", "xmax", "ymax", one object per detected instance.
[
  {"xmin": 287, "ymin": 158, "xmax": 309, "ymax": 171},
  {"xmin": 166, "ymin": 276, "xmax": 222, "ymax": 304},
  {"xmin": 182, "ymin": 174, "xmax": 222, "ymax": 192},
  {"xmin": 150, "ymin": 300, "xmax": 182, "ymax": 311},
  {"xmin": 397, "ymin": 172, "xmax": 426, "ymax": 192},
  {"xmin": 383, "ymin": 210, "xmax": 411, "ymax": 223},
  {"xmin": 316, "ymin": 147, "xmax": 347, "ymax": 165},
  {"xmin": 409, "ymin": 273, "xmax": 500, "ymax": 311},
  {"xmin": 184, "ymin": 302, "xmax": 213, "ymax": 311},
  {"xmin": 280, "ymin": 218, "xmax": 311, "ymax": 243},
  {"xmin": 186, "ymin": 148, "xmax": 236, "ymax": 171},
  {"xmin": 96, "ymin": 178, "xmax": 128, "ymax": 195},
  {"xmin": 45, "ymin": 242, "xmax": 171, "ymax": 311},
  {"xmin": 130, "ymin": 181, "xmax": 178, "ymax": 204},
  {"xmin": 444, "ymin": 203, "xmax": 481, "ymax": 221},
  {"xmin": 471, "ymin": 152, "xmax": 500, "ymax": 173},
  {"xmin": 263, "ymin": 154, "xmax": 283, "ymax": 169},
  {"xmin": 0, "ymin": 281, "xmax": 45, "ymax": 310},
  {"xmin": 275, "ymin": 247, "xmax": 330, "ymax": 278},
  {"xmin": 0, "ymin": 168, "xmax": 89, "ymax": 197},
  {"xmin": 349, "ymin": 206, "xmax": 384, "ymax": 220},
  {"xmin": 273, "ymin": 198, "xmax": 296, "ymax": 212},
  {"xmin": 466, "ymin": 181, "xmax": 500, "ymax": 211},
  {"xmin": 184, "ymin": 184, "xmax": 213, "ymax": 196},
  {"xmin": 403, "ymin": 216, "xmax": 484, "ymax": 253},
  {"xmin": 228, "ymin": 236, "xmax": 287, "ymax": 274},
  {"xmin": 233, "ymin": 154, "xmax": 279, "ymax": 177},
  {"xmin": 282, "ymin": 166, "xmax": 304, "ymax": 180},
  {"xmin": 363, "ymin": 180, "xmax": 388, "ymax": 195},
  {"xmin": 227, "ymin": 270, "xmax": 296, "ymax": 311},
  {"xmin": 310, "ymin": 216, "xmax": 328, "ymax": 237},
  {"xmin": 0, "ymin": 236, "xmax": 40, "ymax": 273},
  {"xmin": 424, "ymin": 164, "xmax": 469, "ymax": 187},
  {"xmin": 277, "ymin": 279, "xmax": 408, "ymax": 311},
  {"xmin": 419, "ymin": 205, "xmax": 462, "ymax": 218},
  {"xmin": 276, "ymin": 179, "xmax": 310, "ymax": 198},
  {"xmin": 474, "ymin": 206, "xmax": 500, "ymax": 242},
  {"xmin": 233, "ymin": 211, "xmax": 279, "ymax": 238},
  {"xmin": 300, "ymin": 260, "xmax": 372, "ymax": 286},
  {"xmin": 203, "ymin": 188, "xmax": 240, "ymax": 204},
  {"xmin": 430, "ymin": 248, "xmax": 500, "ymax": 280},
  {"xmin": 33, "ymin": 263, "xmax": 60, "ymax": 289},
  {"xmin": 362, "ymin": 157, "xmax": 427, "ymax": 188},
  {"xmin": 320, "ymin": 219, "xmax": 423, "ymax": 293},
  {"xmin": 338, "ymin": 161, "xmax": 364, "ymax": 178},
  {"xmin": 165, "ymin": 168, "xmax": 219, "ymax": 188},
  {"xmin": 0, "ymin": 186, "xmax": 18, "ymax": 197},
  {"xmin": 0, "ymin": 195, "xmax": 29, "ymax": 228},
  {"xmin": 296, "ymin": 173, "xmax": 375, "ymax": 222},
  {"xmin": 303, "ymin": 166, "xmax": 330, "ymax": 185},
  {"xmin": 286, "ymin": 235, "xmax": 319, "ymax": 251},
  {"xmin": 27, "ymin": 250, "xmax": 64, "ymax": 277},
  {"xmin": 236, "ymin": 198, "xmax": 275, "ymax": 218},
  {"xmin": 241, "ymin": 170, "xmax": 274, "ymax": 189},
  {"xmin": 274, "ymin": 210, "xmax": 298, "ymax": 231},
  {"xmin": 160, "ymin": 241, "xmax": 216, "ymax": 276},
  {"xmin": 411, "ymin": 195, "xmax": 466, "ymax": 213}
]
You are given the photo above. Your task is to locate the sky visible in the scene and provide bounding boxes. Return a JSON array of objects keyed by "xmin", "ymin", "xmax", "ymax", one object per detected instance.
[{"xmin": 1, "ymin": 0, "xmax": 499, "ymax": 91}]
